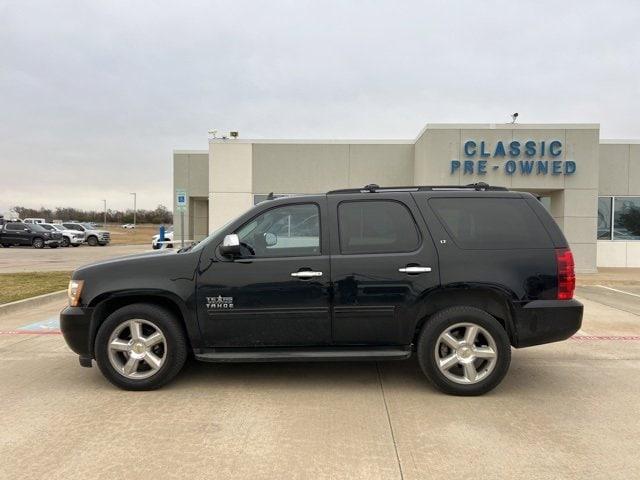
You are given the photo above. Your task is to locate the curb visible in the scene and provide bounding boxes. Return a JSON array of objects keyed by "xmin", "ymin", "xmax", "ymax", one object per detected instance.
[{"xmin": 0, "ymin": 290, "xmax": 67, "ymax": 317}]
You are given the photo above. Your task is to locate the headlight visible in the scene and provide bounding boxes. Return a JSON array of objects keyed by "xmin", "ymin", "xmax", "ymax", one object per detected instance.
[{"xmin": 67, "ymin": 280, "xmax": 84, "ymax": 307}]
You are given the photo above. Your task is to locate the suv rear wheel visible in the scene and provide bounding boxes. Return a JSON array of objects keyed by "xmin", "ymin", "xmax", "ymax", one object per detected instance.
[
  {"xmin": 417, "ymin": 306, "xmax": 511, "ymax": 396},
  {"xmin": 95, "ymin": 303, "xmax": 187, "ymax": 390}
]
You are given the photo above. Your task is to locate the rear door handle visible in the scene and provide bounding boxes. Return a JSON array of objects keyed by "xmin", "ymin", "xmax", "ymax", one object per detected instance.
[
  {"xmin": 398, "ymin": 266, "xmax": 432, "ymax": 274},
  {"xmin": 291, "ymin": 271, "xmax": 323, "ymax": 278}
]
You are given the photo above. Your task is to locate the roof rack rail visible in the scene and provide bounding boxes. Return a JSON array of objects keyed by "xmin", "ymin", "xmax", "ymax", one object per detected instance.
[{"xmin": 327, "ymin": 182, "xmax": 509, "ymax": 194}]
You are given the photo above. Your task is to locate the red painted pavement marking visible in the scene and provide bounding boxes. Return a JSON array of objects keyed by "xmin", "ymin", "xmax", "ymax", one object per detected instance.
[
  {"xmin": 0, "ymin": 330, "xmax": 62, "ymax": 335},
  {"xmin": 570, "ymin": 335, "xmax": 640, "ymax": 341}
]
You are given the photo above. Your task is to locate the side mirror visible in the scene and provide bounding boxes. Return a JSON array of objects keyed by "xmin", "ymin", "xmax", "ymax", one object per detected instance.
[
  {"xmin": 264, "ymin": 232, "xmax": 277, "ymax": 247},
  {"xmin": 220, "ymin": 234, "xmax": 241, "ymax": 256}
]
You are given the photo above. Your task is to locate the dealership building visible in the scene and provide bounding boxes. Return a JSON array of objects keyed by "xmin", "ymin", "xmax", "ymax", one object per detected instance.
[{"xmin": 173, "ymin": 123, "xmax": 640, "ymax": 272}]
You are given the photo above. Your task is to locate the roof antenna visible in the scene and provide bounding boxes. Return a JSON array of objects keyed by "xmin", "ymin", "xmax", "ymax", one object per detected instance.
[
  {"xmin": 266, "ymin": 192, "xmax": 275, "ymax": 200},
  {"xmin": 363, "ymin": 184, "xmax": 380, "ymax": 192}
]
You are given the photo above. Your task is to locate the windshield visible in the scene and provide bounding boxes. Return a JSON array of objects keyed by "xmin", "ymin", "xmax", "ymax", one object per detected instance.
[
  {"xmin": 52, "ymin": 225, "xmax": 65, "ymax": 231},
  {"xmin": 189, "ymin": 215, "xmax": 246, "ymax": 253},
  {"xmin": 40, "ymin": 224, "xmax": 55, "ymax": 231}
]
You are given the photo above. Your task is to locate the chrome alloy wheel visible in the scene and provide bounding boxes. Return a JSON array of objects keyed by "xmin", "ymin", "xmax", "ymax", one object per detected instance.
[
  {"xmin": 434, "ymin": 322, "xmax": 498, "ymax": 385},
  {"xmin": 107, "ymin": 319, "xmax": 167, "ymax": 379}
]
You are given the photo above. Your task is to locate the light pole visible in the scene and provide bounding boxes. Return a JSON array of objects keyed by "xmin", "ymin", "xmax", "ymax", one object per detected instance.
[
  {"xmin": 102, "ymin": 199, "xmax": 107, "ymax": 227},
  {"xmin": 130, "ymin": 192, "xmax": 137, "ymax": 227}
]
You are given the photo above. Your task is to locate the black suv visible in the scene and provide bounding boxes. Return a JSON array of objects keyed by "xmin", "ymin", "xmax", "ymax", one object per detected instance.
[
  {"xmin": 61, "ymin": 184, "xmax": 582, "ymax": 395},
  {"xmin": 0, "ymin": 222, "xmax": 62, "ymax": 248}
]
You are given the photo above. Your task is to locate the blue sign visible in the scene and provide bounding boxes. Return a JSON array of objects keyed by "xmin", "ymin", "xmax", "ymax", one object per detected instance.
[{"xmin": 451, "ymin": 140, "xmax": 576, "ymax": 176}]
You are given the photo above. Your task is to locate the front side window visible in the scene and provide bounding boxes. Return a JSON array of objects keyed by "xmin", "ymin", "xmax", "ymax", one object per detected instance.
[
  {"xmin": 338, "ymin": 200, "xmax": 420, "ymax": 254},
  {"xmin": 235, "ymin": 203, "xmax": 320, "ymax": 257},
  {"xmin": 614, "ymin": 197, "xmax": 640, "ymax": 240},
  {"xmin": 6, "ymin": 223, "xmax": 25, "ymax": 231},
  {"xmin": 598, "ymin": 197, "xmax": 612, "ymax": 239}
]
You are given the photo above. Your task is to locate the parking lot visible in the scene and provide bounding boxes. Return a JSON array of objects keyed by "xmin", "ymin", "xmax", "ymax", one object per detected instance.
[
  {"xmin": 1, "ymin": 282, "xmax": 639, "ymax": 479},
  {"xmin": 0, "ymin": 244, "xmax": 149, "ymax": 273}
]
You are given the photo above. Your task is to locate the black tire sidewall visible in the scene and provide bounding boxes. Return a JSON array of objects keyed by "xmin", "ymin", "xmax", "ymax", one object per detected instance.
[
  {"xmin": 87, "ymin": 236, "xmax": 98, "ymax": 246},
  {"xmin": 417, "ymin": 306, "xmax": 511, "ymax": 396},
  {"xmin": 62, "ymin": 237, "xmax": 70, "ymax": 247},
  {"xmin": 95, "ymin": 303, "xmax": 187, "ymax": 390},
  {"xmin": 33, "ymin": 238, "xmax": 44, "ymax": 249}
]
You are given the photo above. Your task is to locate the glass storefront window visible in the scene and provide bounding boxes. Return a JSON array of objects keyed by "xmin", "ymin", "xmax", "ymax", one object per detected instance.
[
  {"xmin": 614, "ymin": 197, "xmax": 640, "ymax": 240},
  {"xmin": 597, "ymin": 197, "xmax": 612, "ymax": 239}
]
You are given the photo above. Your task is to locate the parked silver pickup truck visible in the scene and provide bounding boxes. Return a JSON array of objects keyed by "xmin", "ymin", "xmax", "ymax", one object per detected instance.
[{"xmin": 62, "ymin": 223, "xmax": 111, "ymax": 246}]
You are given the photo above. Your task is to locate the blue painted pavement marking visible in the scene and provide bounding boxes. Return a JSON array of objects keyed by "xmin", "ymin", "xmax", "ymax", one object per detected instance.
[{"xmin": 17, "ymin": 316, "xmax": 60, "ymax": 333}]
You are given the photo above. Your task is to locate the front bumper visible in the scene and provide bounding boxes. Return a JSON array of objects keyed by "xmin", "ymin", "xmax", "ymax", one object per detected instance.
[
  {"xmin": 512, "ymin": 299, "xmax": 583, "ymax": 348},
  {"xmin": 60, "ymin": 306, "xmax": 95, "ymax": 358}
]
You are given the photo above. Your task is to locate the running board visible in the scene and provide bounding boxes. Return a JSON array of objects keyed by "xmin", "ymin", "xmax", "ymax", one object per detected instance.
[{"xmin": 195, "ymin": 346, "xmax": 412, "ymax": 363}]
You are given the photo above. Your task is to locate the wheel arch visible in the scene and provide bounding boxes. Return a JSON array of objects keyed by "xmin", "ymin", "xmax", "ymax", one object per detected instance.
[
  {"xmin": 88, "ymin": 291, "xmax": 200, "ymax": 357},
  {"xmin": 413, "ymin": 286, "xmax": 517, "ymax": 346}
]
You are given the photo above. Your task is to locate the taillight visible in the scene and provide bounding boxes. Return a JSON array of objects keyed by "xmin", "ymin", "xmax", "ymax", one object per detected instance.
[{"xmin": 556, "ymin": 248, "xmax": 575, "ymax": 300}]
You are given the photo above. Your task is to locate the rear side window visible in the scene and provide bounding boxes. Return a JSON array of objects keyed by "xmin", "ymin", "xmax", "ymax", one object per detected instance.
[
  {"xmin": 338, "ymin": 200, "xmax": 420, "ymax": 254},
  {"xmin": 429, "ymin": 197, "xmax": 552, "ymax": 249}
]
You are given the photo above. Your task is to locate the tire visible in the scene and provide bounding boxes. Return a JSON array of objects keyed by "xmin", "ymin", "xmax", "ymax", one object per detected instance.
[
  {"xmin": 49, "ymin": 244, "xmax": 59, "ymax": 249},
  {"xmin": 33, "ymin": 237, "xmax": 45, "ymax": 249},
  {"xmin": 95, "ymin": 303, "xmax": 188, "ymax": 390},
  {"xmin": 71, "ymin": 243, "xmax": 80, "ymax": 247},
  {"xmin": 417, "ymin": 306, "xmax": 511, "ymax": 396},
  {"xmin": 87, "ymin": 236, "xmax": 98, "ymax": 246},
  {"xmin": 61, "ymin": 237, "xmax": 70, "ymax": 247}
]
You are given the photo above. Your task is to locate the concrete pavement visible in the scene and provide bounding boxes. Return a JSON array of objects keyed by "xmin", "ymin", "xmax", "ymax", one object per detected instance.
[{"xmin": 1, "ymin": 290, "xmax": 639, "ymax": 479}]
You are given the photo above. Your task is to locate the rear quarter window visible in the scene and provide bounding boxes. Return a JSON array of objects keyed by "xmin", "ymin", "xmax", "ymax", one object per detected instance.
[{"xmin": 429, "ymin": 197, "xmax": 553, "ymax": 249}]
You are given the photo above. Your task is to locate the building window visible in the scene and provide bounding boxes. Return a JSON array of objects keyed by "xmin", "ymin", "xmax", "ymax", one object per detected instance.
[
  {"xmin": 614, "ymin": 197, "xmax": 640, "ymax": 240},
  {"xmin": 598, "ymin": 197, "xmax": 612, "ymax": 240},
  {"xmin": 598, "ymin": 196, "xmax": 640, "ymax": 241}
]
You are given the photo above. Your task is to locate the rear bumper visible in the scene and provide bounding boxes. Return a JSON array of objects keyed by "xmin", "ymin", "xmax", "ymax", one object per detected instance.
[
  {"xmin": 513, "ymin": 299, "xmax": 583, "ymax": 348},
  {"xmin": 60, "ymin": 306, "xmax": 94, "ymax": 357}
]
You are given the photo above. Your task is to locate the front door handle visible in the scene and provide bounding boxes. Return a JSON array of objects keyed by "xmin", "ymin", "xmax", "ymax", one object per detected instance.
[
  {"xmin": 291, "ymin": 271, "xmax": 323, "ymax": 278},
  {"xmin": 398, "ymin": 266, "xmax": 432, "ymax": 274}
]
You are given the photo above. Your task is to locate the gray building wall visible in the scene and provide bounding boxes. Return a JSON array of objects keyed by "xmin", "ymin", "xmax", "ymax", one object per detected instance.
[
  {"xmin": 414, "ymin": 124, "xmax": 600, "ymax": 272},
  {"xmin": 175, "ymin": 123, "xmax": 640, "ymax": 271},
  {"xmin": 252, "ymin": 142, "xmax": 414, "ymax": 194},
  {"xmin": 596, "ymin": 142, "xmax": 640, "ymax": 267},
  {"xmin": 173, "ymin": 151, "xmax": 209, "ymax": 241}
]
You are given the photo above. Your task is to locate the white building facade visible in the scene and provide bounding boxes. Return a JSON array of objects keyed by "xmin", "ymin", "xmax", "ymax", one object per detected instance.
[{"xmin": 174, "ymin": 123, "xmax": 640, "ymax": 272}]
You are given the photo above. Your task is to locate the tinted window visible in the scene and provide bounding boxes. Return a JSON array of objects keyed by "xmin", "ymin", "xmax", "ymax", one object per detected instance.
[
  {"xmin": 40, "ymin": 224, "xmax": 55, "ymax": 231},
  {"xmin": 64, "ymin": 224, "xmax": 83, "ymax": 231},
  {"xmin": 236, "ymin": 203, "xmax": 320, "ymax": 257},
  {"xmin": 429, "ymin": 197, "xmax": 552, "ymax": 249},
  {"xmin": 338, "ymin": 201, "xmax": 420, "ymax": 254},
  {"xmin": 614, "ymin": 197, "xmax": 640, "ymax": 240},
  {"xmin": 598, "ymin": 197, "xmax": 612, "ymax": 239}
]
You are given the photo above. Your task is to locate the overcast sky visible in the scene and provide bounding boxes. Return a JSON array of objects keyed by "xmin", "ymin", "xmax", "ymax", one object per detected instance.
[{"xmin": 1, "ymin": 0, "xmax": 639, "ymax": 212}]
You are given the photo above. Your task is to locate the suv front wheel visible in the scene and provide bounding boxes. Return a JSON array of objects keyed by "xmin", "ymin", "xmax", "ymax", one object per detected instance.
[
  {"xmin": 417, "ymin": 306, "xmax": 511, "ymax": 396},
  {"xmin": 95, "ymin": 303, "xmax": 187, "ymax": 390}
]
